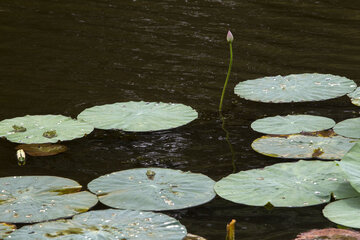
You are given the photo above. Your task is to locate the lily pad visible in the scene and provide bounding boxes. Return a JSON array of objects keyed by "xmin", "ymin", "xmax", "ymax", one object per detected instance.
[
  {"xmin": 0, "ymin": 223, "xmax": 16, "ymax": 239},
  {"xmin": 77, "ymin": 101, "xmax": 198, "ymax": 132},
  {"xmin": 234, "ymin": 73, "xmax": 356, "ymax": 103},
  {"xmin": 323, "ymin": 197, "xmax": 360, "ymax": 228},
  {"xmin": 348, "ymin": 87, "xmax": 360, "ymax": 106},
  {"xmin": 295, "ymin": 228, "xmax": 360, "ymax": 240},
  {"xmin": 15, "ymin": 144, "xmax": 67, "ymax": 156},
  {"xmin": 339, "ymin": 142, "xmax": 360, "ymax": 193},
  {"xmin": 0, "ymin": 115, "xmax": 94, "ymax": 144},
  {"xmin": 251, "ymin": 115, "xmax": 336, "ymax": 135},
  {"xmin": 0, "ymin": 176, "xmax": 98, "ymax": 223},
  {"xmin": 214, "ymin": 160, "xmax": 359, "ymax": 207},
  {"xmin": 251, "ymin": 134, "xmax": 358, "ymax": 160},
  {"xmin": 88, "ymin": 168, "xmax": 216, "ymax": 211},
  {"xmin": 334, "ymin": 118, "xmax": 360, "ymax": 138},
  {"xmin": 7, "ymin": 209, "xmax": 187, "ymax": 240}
]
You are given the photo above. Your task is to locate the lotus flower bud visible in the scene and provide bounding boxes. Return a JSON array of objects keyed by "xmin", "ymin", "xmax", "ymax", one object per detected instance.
[
  {"xmin": 16, "ymin": 149, "xmax": 26, "ymax": 166},
  {"xmin": 226, "ymin": 30, "xmax": 233, "ymax": 43}
]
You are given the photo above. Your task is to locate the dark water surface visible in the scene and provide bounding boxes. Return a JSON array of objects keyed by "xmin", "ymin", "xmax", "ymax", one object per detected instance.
[{"xmin": 0, "ymin": 0, "xmax": 360, "ymax": 239}]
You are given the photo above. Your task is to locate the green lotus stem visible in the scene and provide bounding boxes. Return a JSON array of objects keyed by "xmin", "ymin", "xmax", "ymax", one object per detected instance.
[{"xmin": 219, "ymin": 30, "xmax": 233, "ymax": 112}]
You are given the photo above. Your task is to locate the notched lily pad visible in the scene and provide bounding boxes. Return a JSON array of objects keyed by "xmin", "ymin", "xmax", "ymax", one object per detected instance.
[
  {"xmin": 295, "ymin": 228, "xmax": 360, "ymax": 240},
  {"xmin": 77, "ymin": 101, "xmax": 198, "ymax": 132},
  {"xmin": 251, "ymin": 133, "xmax": 358, "ymax": 160},
  {"xmin": 0, "ymin": 115, "xmax": 94, "ymax": 144},
  {"xmin": 0, "ymin": 176, "xmax": 98, "ymax": 223},
  {"xmin": 0, "ymin": 222, "xmax": 16, "ymax": 239},
  {"xmin": 214, "ymin": 160, "xmax": 359, "ymax": 207},
  {"xmin": 334, "ymin": 118, "xmax": 360, "ymax": 139},
  {"xmin": 7, "ymin": 209, "xmax": 187, "ymax": 240},
  {"xmin": 323, "ymin": 197, "xmax": 360, "ymax": 228},
  {"xmin": 234, "ymin": 73, "xmax": 356, "ymax": 103},
  {"xmin": 88, "ymin": 168, "xmax": 216, "ymax": 211},
  {"xmin": 15, "ymin": 144, "xmax": 67, "ymax": 156},
  {"xmin": 251, "ymin": 115, "xmax": 335, "ymax": 135}
]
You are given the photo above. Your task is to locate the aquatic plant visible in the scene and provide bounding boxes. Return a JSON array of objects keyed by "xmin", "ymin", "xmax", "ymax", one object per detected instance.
[{"xmin": 219, "ymin": 30, "xmax": 233, "ymax": 112}]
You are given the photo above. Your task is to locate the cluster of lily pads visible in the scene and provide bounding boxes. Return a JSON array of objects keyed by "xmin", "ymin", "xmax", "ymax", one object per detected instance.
[{"xmin": 1, "ymin": 73, "xmax": 360, "ymax": 239}]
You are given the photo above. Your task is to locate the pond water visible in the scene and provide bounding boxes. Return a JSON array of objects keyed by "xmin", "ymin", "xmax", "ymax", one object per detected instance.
[{"xmin": 0, "ymin": 0, "xmax": 359, "ymax": 239}]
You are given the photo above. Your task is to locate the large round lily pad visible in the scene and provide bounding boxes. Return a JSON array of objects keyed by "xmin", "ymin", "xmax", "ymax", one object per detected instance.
[
  {"xmin": 252, "ymin": 134, "xmax": 358, "ymax": 160},
  {"xmin": 348, "ymin": 87, "xmax": 360, "ymax": 106},
  {"xmin": 0, "ymin": 223, "xmax": 16, "ymax": 239},
  {"xmin": 0, "ymin": 176, "xmax": 98, "ymax": 223},
  {"xmin": 88, "ymin": 168, "xmax": 216, "ymax": 211},
  {"xmin": 323, "ymin": 197, "xmax": 360, "ymax": 228},
  {"xmin": 214, "ymin": 160, "xmax": 359, "ymax": 207},
  {"xmin": 7, "ymin": 209, "xmax": 187, "ymax": 240},
  {"xmin": 77, "ymin": 101, "xmax": 198, "ymax": 132},
  {"xmin": 339, "ymin": 142, "xmax": 360, "ymax": 193},
  {"xmin": 334, "ymin": 118, "xmax": 360, "ymax": 138},
  {"xmin": 251, "ymin": 115, "xmax": 336, "ymax": 135},
  {"xmin": 234, "ymin": 73, "xmax": 356, "ymax": 103},
  {"xmin": 0, "ymin": 115, "xmax": 94, "ymax": 144}
]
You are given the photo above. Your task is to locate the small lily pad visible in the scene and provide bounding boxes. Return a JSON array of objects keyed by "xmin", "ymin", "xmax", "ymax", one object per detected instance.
[
  {"xmin": 88, "ymin": 168, "xmax": 216, "ymax": 211},
  {"xmin": 214, "ymin": 160, "xmax": 359, "ymax": 207},
  {"xmin": 15, "ymin": 144, "xmax": 67, "ymax": 156},
  {"xmin": 323, "ymin": 197, "xmax": 360, "ymax": 228},
  {"xmin": 0, "ymin": 115, "xmax": 94, "ymax": 144},
  {"xmin": 339, "ymin": 142, "xmax": 360, "ymax": 193},
  {"xmin": 348, "ymin": 87, "xmax": 360, "ymax": 106},
  {"xmin": 295, "ymin": 228, "xmax": 360, "ymax": 240},
  {"xmin": 251, "ymin": 115, "xmax": 336, "ymax": 135},
  {"xmin": 0, "ymin": 223, "xmax": 16, "ymax": 239},
  {"xmin": 7, "ymin": 209, "xmax": 187, "ymax": 240},
  {"xmin": 234, "ymin": 73, "xmax": 356, "ymax": 103},
  {"xmin": 251, "ymin": 134, "xmax": 358, "ymax": 160},
  {"xmin": 77, "ymin": 101, "xmax": 198, "ymax": 132},
  {"xmin": 334, "ymin": 118, "xmax": 360, "ymax": 138},
  {"xmin": 0, "ymin": 176, "xmax": 98, "ymax": 223}
]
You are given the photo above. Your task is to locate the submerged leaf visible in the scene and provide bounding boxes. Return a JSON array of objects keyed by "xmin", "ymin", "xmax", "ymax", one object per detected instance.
[
  {"xmin": 88, "ymin": 168, "xmax": 216, "ymax": 211},
  {"xmin": 295, "ymin": 228, "xmax": 360, "ymax": 240},
  {"xmin": 234, "ymin": 73, "xmax": 356, "ymax": 103},
  {"xmin": 214, "ymin": 160, "xmax": 359, "ymax": 207},
  {"xmin": 15, "ymin": 143, "xmax": 67, "ymax": 156},
  {"xmin": 77, "ymin": 101, "xmax": 198, "ymax": 132}
]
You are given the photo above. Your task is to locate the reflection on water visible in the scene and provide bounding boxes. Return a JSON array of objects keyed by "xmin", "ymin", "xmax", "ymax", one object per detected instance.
[{"xmin": 0, "ymin": 0, "xmax": 359, "ymax": 239}]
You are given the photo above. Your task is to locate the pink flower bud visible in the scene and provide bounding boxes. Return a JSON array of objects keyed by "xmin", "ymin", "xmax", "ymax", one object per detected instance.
[{"xmin": 226, "ymin": 30, "xmax": 233, "ymax": 43}]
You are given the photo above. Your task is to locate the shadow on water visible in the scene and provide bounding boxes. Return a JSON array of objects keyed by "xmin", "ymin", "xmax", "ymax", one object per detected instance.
[{"xmin": 0, "ymin": 0, "xmax": 360, "ymax": 239}]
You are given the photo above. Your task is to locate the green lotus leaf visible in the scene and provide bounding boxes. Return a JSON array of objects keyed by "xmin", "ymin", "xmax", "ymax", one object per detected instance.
[
  {"xmin": 234, "ymin": 73, "xmax": 356, "ymax": 103},
  {"xmin": 347, "ymin": 86, "xmax": 360, "ymax": 106},
  {"xmin": 251, "ymin": 115, "xmax": 336, "ymax": 135},
  {"xmin": 88, "ymin": 168, "xmax": 216, "ymax": 211},
  {"xmin": 334, "ymin": 118, "xmax": 360, "ymax": 138},
  {"xmin": 339, "ymin": 142, "xmax": 360, "ymax": 193},
  {"xmin": 0, "ymin": 176, "xmax": 98, "ymax": 223},
  {"xmin": 214, "ymin": 160, "xmax": 359, "ymax": 207},
  {"xmin": 77, "ymin": 101, "xmax": 198, "ymax": 132},
  {"xmin": 323, "ymin": 197, "xmax": 360, "ymax": 228},
  {"xmin": 252, "ymin": 134, "xmax": 358, "ymax": 160},
  {"xmin": 0, "ymin": 223, "xmax": 16, "ymax": 239},
  {"xmin": 7, "ymin": 209, "xmax": 187, "ymax": 240},
  {"xmin": 0, "ymin": 115, "xmax": 94, "ymax": 144}
]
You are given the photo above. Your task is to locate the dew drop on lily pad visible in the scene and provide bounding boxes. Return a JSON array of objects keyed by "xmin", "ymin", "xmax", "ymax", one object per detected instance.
[
  {"xmin": 77, "ymin": 101, "xmax": 198, "ymax": 132},
  {"xmin": 88, "ymin": 168, "xmax": 216, "ymax": 211}
]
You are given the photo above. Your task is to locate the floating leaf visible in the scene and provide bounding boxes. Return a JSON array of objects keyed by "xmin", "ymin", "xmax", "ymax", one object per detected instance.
[
  {"xmin": 15, "ymin": 144, "xmax": 67, "ymax": 157},
  {"xmin": 251, "ymin": 115, "xmax": 335, "ymax": 135},
  {"xmin": 234, "ymin": 73, "xmax": 356, "ymax": 103},
  {"xmin": 214, "ymin": 160, "xmax": 359, "ymax": 207},
  {"xmin": 334, "ymin": 118, "xmax": 360, "ymax": 138},
  {"xmin": 7, "ymin": 209, "xmax": 187, "ymax": 240},
  {"xmin": 295, "ymin": 228, "xmax": 360, "ymax": 240},
  {"xmin": 348, "ymin": 86, "xmax": 360, "ymax": 106},
  {"xmin": 0, "ymin": 223, "xmax": 16, "ymax": 239},
  {"xmin": 0, "ymin": 176, "xmax": 98, "ymax": 223},
  {"xmin": 339, "ymin": 142, "xmax": 360, "ymax": 193},
  {"xmin": 323, "ymin": 197, "xmax": 360, "ymax": 228},
  {"xmin": 252, "ymin": 134, "xmax": 358, "ymax": 160},
  {"xmin": 0, "ymin": 115, "xmax": 94, "ymax": 144},
  {"xmin": 77, "ymin": 101, "xmax": 198, "ymax": 132},
  {"xmin": 88, "ymin": 168, "xmax": 216, "ymax": 211}
]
